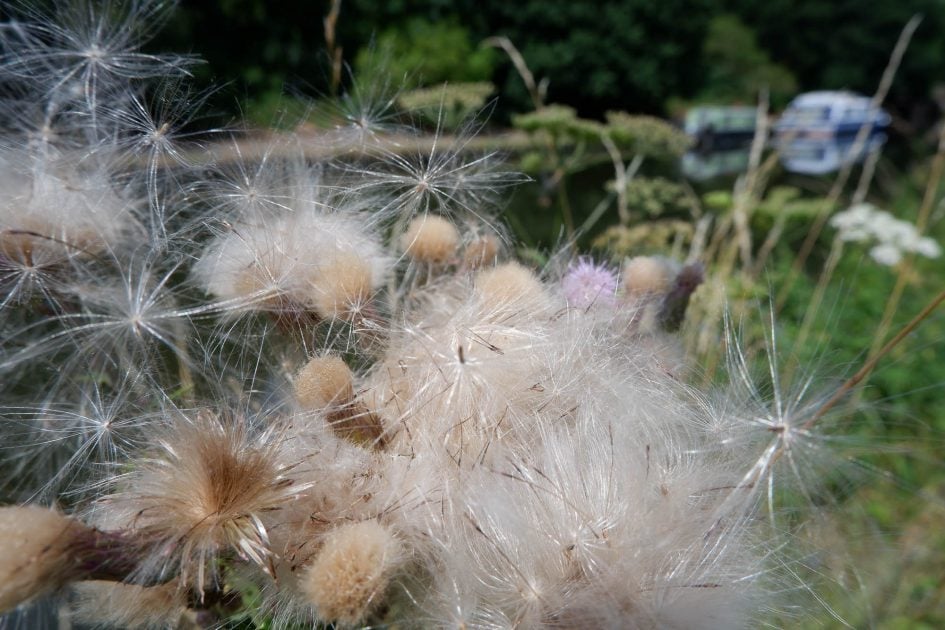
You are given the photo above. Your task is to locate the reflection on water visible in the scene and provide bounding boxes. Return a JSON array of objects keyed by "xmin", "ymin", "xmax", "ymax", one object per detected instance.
[
  {"xmin": 775, "ymin": 133, "xmax": 887, "ymax": 175},
  {"xmin": 681, "ymin": 133, "xmax": 888, "ymax": 180},
  {"xmin": 681, "ymin": 148, "xmax": 751, "ymax": 181}
]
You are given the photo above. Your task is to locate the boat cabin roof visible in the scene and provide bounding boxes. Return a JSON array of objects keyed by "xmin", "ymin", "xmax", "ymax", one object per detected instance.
[{"xmin": 787, "ymin": 91, "xmax": 873, "ymax": 111}]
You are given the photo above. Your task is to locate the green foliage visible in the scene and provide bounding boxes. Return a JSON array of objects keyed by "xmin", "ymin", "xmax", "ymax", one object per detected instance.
[
  {"xmin": 242, "ymin": 92, "xmax": 313, "ymax": 129},
  {"xmin": 474, "ymin": 0, "xmax": 714, "ymax": 116},
  {"xmin": 593, "ymin": 220, "xmax": 694, "ymax": 258},
  {"xmin": 152, "ymin": 0, "xmax": 945, "ymax": 128},
  {"xmin": 611, "ymin": 176, "xmax": 699, "ymax": 218},
  {"xmin": 698, "ymin": 14, "xmax": 797, "ymax": 107},
  {"xmin": 724, "ymin": 0, "xmax": 945, "ymax": 117},
  {"xmin": 151, "ymin": 1, "xmax": 328, "ymax": 115},
  {"xmin": 702, "ymin": 190, "xmax": 734, "ymax": 213},
  {"xmin": 397, "ymin": 82, "xmax": 495, "ymax": 128},
  {"xmin": 512, "ymin": 105, "xmax": 604, "ymax": 143},
  {"xmin": 751, "ymin": 186, "xmax": 830, "ymax": 244},
  {"xmin": 354, "ymin": 17, "xmax": 496, "ymax": 90},
  {"xmin": 604, "ymin": 112, "xmax": 692, "ymax": 159}
]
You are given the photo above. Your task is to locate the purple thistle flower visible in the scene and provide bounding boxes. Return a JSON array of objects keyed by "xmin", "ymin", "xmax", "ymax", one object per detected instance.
[{"xmin": 562, "ymin": 257, "xmax": 618, "ymax": 309}]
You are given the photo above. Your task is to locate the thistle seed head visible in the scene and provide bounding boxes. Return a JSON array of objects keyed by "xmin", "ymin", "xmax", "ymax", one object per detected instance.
[
  {"xmin": 294, "ymin": 354, "xmax": 355, "ymax": 411},
  {"xmin": 300, "ymin": 520, "xmax": 404, "ymax": 627},
  {"xmin": 105, "ymin": 414, "xmax": 301, "ymax": 592},
  {"xmin": 401, "ymin": 214, "xmax": 459, "ymax": 264},
  {"xmin": 0, "ymin": 505, "xmax": 83, "ymax": 612}
]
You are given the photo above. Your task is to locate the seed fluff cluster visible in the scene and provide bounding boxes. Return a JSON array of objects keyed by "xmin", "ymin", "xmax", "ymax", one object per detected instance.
[{"xmin": 0, "ymin": 3, "xmax": 867, "ymax": 629}]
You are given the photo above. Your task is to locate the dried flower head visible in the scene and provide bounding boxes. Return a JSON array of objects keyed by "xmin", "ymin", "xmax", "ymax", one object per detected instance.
[
  {"xmin": 0, "ymin": 155, "xmax": 132, "ymax": 267},
  {"xmin": 300, "ymin": 520, "xmax": 404, "ymax": 627},
  {"xmin": 72, "ymin": 580, "xmax": 187, "ymax": 630},
  {"xmin": 294, "ymin": 355, "xmax": 385, "ymax": 446},
  {"xmin": 104, "ymin": 413, "xmax": 302, "ymax": 592},
  {"xmin": 294, "ymin": 354, "xmax": 355, "ymax": 410},
  {"xmin": 194, "ymin": 207, "xmax": 388, "ymax": 321},
  {"xmin": 401, "ymin": 214, "xmax": 459, "ymax": 264},
  {"xmin": 463, "ymin": 233, "xmax": 500, "ymax": 269},
  {"xmin": 622, "ymin": 255, "xmax": 673, "ymax": 296},
  {"xmin": 0, "ymin": 505, "xmax": 82, "ymax": 612},
  {"xmin": 310, "ymin": 252, "xmax": 376, "ymax": 320},
  {"xmin": 474, "ymin": 261, "xmax": 548, "ymax": 313}
]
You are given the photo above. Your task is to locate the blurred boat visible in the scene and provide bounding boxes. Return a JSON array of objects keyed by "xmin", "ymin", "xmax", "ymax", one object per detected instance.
[
  {"xmin": 684, "ymin": 106, "xmax": 757, "ymax": 152},
  {"xmin": 774, "ymin": 91, "xmax": 890, "ymax": 140}
]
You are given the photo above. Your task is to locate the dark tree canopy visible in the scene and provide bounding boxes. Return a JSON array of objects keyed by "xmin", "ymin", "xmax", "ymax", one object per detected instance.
[{"xmin": 148, "ymin": 0, "xmax": 945, "ymax": 128}]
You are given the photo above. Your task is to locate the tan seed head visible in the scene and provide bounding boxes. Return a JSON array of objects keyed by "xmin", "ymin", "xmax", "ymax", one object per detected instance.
[
  {"xmin": 0, "ymin": 506, "xmax": 82, "ymax": 612},
  {"xmin": 301, "ymin": 520, "xmax": 403, "ymax": 627},
  {"xmin": 463, "ymin": 234, "xmax": 500, "ymax": 268},
  {"xmin": 311, "ymin": 255, "xmax": 373, "ymax": 319},
  {"xmin": 401, "ymin": 215, "xmax": 459, "ymax": 264},
  {"xmin": 623, "ymin": 256, "xmax": 672, "ymax": 296},
  {"xmin": 475, "ymin": 261, "xmax": 546, "ymax": 310},
  {"xmin": 294, "ymin": 355, "xmax": 355, "ymax": 410}
]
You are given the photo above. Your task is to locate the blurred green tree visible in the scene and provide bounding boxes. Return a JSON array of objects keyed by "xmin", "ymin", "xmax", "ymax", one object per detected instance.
[
  {"xmin": 353, "ymin": 17, "xmax": 496, "ymax": 89},
  {"xmin": 697, "ymin": 14, "xmax": 797, "ymax": 107}
]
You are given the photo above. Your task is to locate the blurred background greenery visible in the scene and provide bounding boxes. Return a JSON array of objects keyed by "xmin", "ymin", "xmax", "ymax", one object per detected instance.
[
  {"xmin": 152, "ymin": 1, "xmax": 945, "ymax": 126},
  {"xmin": 145, "ymin": 1, "xmax": 945, "ymax": 626}
]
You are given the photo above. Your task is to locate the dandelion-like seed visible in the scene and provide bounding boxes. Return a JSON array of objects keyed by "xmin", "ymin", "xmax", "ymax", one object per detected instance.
[
  {"xmin": 194, "ymin": 179, "xmax": 390, "ymax": 325},
  {"xmin": 343, "ymin": 117, "xmax": 528, "ymax": 225},
  {"xmin": 1, "ymin": 0, "xmax": 197, "ymax": 122}
]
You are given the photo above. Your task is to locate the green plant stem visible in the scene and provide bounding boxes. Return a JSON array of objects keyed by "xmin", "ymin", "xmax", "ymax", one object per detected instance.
[
  {"xmin": 482, "ymin": 36, "xmax": 544, "ymax": 110},
  {"xmin": 802, "ymin": 286, "xmax": 945, "ymax": 431},
  {"xmin": 731, "ymin": 90, "xmax": 770, "ymax": 271},
  {"xmin": 323, "ymin": 0, "xmax": 344, "ymax": 97},
  {"xmin": 578, "ymin": 189, "xmax": 618, "ymax": 237},
  {"xmin": 556, "ymin": 169, "xmax": 576, "ymax": 238}
]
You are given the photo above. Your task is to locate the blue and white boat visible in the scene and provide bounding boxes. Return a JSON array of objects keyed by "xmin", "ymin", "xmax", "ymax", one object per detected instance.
[{"xmin": 773, "ymin": 91, "xmax": 890, "ymax": 140}]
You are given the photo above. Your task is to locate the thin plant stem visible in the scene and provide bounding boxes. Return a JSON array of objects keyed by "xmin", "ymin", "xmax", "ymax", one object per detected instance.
[
  {"xmin": 788, "ymin": 145, "xmax": 884, "ymax": 368},
  {"xmin": 578, "ymin": 189, "xmax": 618, "ymax": 237},
  {"xmin": 483, "ymin": 36, "xmax": 576, "ymax": 240},
  {"xmin": 784, "ymin": 235, "xmax": 845, "ymax": 385},
  {"xmin": 323, "ymin": 0, "xmax": 344, "ymax": 97},
  {"xmin": 556, "ymin": 169, "xmax": 576, "ymax": 238},
  {"xmin": 482, "ymin": 36, "xmax": 544, "ymax": 111},
  {"xmin": 803, "ymin": 286, "xmax": 945, "ymax": 431},
  {"xmin": 731, "ymin": 90, "xmax": 770, "ymax": 271},
  {"xmin": 852, "ymin": 144, "xmax": 883, "ymax": 206},
  {"xmin": 601, "ymin": 134, "xmax": 644, "ymax": 224},
  {"xmin": 170, "ymin": 301, "xmax": 195, "ymax": 406}
]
